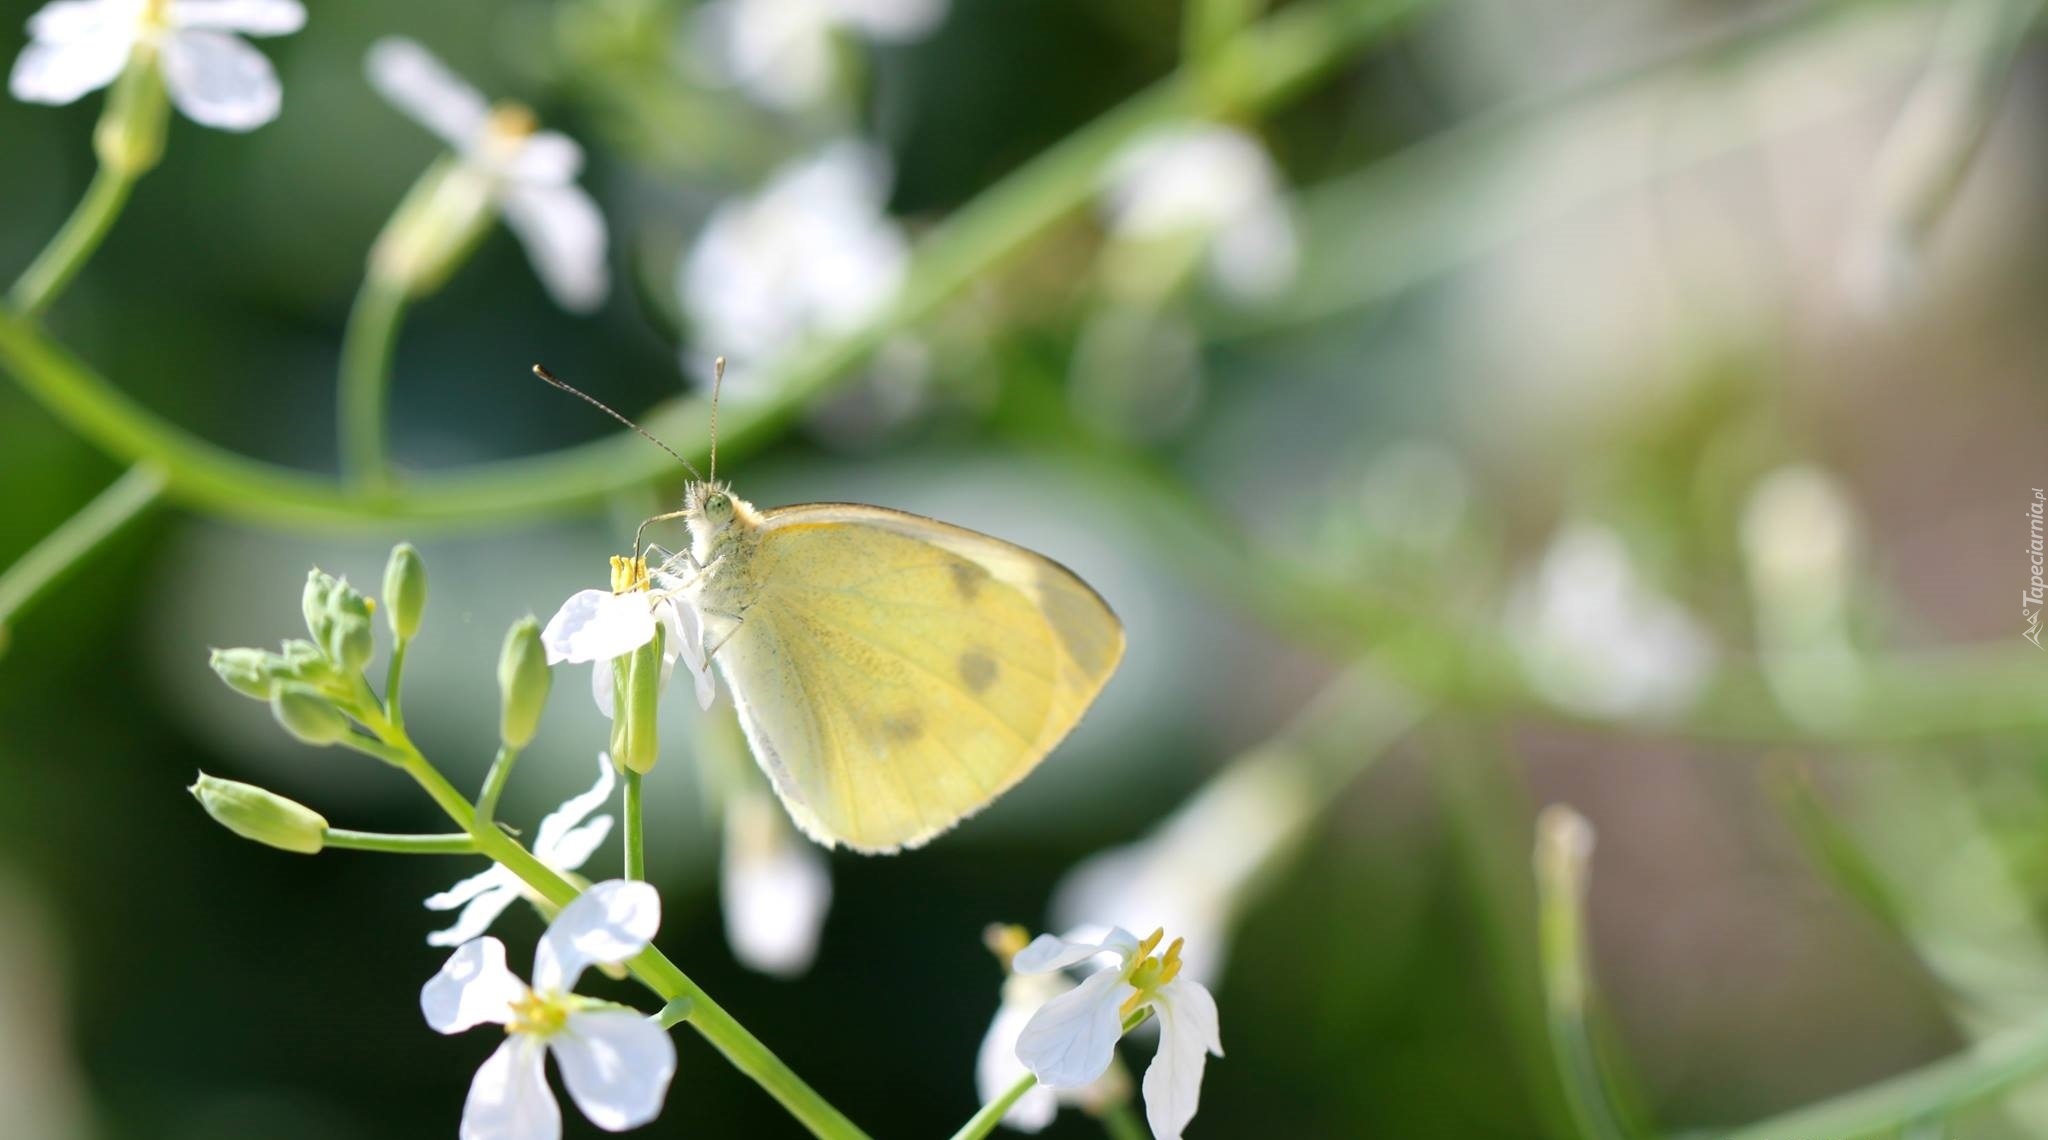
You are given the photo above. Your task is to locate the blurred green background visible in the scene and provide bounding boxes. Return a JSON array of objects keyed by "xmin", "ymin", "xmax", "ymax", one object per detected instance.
[{"xmin": 4, "ymin": 0, "xmax": 2048, "ymax": 1136}]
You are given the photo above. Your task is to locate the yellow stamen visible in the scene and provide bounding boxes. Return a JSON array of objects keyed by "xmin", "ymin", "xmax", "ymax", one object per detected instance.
[
  {"xmin": 487, "ymin": 102, "xmax": 539, "ymax": 141},
  {"xmin": 506, "ymin": 991, "xmax": 568, "ymax": 1038},
  {"xmin": 610, "ymin": 554, "xmax": 651, "ymax": 594},
  {"xmin": 1159, "ymin": 937, "xmax": 1184, "ymax": 985},
  {"xmin": 983, "ymin": 923, "xmax": 1030, "ymax": 969},
  {"xmin": 1120, "ymin": 988, "xmax": 1146, "ymax": 1019},
  {"xmin": 1135, "ymin": 927, "xmax": 1164, "ymax": 960}
]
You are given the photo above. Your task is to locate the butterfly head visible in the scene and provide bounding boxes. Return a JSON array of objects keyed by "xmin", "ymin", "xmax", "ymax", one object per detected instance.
[{"xmin": 683, "ymin": 480, "xmax": 755, "ymax": 555}]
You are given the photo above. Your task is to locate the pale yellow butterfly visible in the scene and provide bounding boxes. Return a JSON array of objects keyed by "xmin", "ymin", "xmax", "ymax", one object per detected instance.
[{"xmin": 537, "ymin": 364, "xmax": 1125, "ymax": 854}]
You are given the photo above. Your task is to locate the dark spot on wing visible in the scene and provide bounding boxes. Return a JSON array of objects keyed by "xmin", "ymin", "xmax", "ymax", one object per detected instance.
[
  {"xmin": 948, "ymin": 559, "xmax": 989, "ymax": 600},
  {"xmin": 881, "ymin": 711, "xmax": 923, "ymax": 741},
  {"xmin": 958, "ymin": 650, "xmax": 998, "ymax": 693}
]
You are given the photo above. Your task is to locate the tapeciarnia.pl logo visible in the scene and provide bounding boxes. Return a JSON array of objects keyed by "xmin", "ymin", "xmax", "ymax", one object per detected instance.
[{"xmin": 2028, "ymin": 488, "xmax": 2045, "ymax": 649}]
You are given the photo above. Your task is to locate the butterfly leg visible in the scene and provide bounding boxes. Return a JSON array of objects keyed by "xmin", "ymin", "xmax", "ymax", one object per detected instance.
[{"xmin": 699, "ymin": 604, "xmax": 752, "ymax": 664}]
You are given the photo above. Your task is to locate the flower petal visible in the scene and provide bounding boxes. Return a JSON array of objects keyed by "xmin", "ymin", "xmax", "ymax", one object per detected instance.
[
  {"xmin": 172, "ymin": 0, "xmax": 305, "ymax": 35},
  {"xmin": 426, "ymin": 864, "xmax": 517, "ymax": 912},
  {"xmin": 502, "ymin": 180, "xmax": 609, "ymax": 313},
  {"xmin": 533, "ymin": 880, "xmax": 660, "ymax": 994},
  {"xmin": 9, "ymin": 33, "xmax": 129, "ymax": 105},
  {"xmin": 1141, "ymin": 979, "xmax": 1221, "ymax": 1140},
  {"xmin": 543, "ymin": 815, "xmax": 614, "ymax": 875},
  {"xmin": 542, "ymin": 590, "xmax": 652, "ymax": 666},
  {"xmin": 508, "ymin": 129, "xmax": 583, "ymax": 185},
  {"xmin": 160, "ymin": 28, "xmax": 280, "ymax": 130},
  {"xmin": 364, "ymin": 35, "xmax": 487, "ymax": 149},
  {"xmin": 462, "ymin": 1036, "xmax": 560, "ymax": 1140},
  {"xmin": 1011, "ymin": 926, "xmax": 1139, "ymax": 976},
  {"xmin": 533, "ymin": 753, "xmax": 618, "ymax": 858},
  {"xmin": 978, "ymin": 995, "xmax": 1058, "ymax": 1132},
  {"xmin": 591, "ymin": 655, "xmax": 617, "ymax": 719},
  {"xmin": 655, "ymin": 599, "xmax": 716, "ymax": 710},
  {"xmin": 421, "ymin": 937, "xmax": 526, "ymax": 1034},
  {"xmin": 426, "ymin": 882, "xmax": 522, "ymax": 949},
  {"xmin": 553, "ymin": 1009, "xmax": 677, "ymax": 1131},
  {"xmin": 1015, "ymin": 966, "xmax": 1133, "ymax": 1090},
  {"xmin": 28, "ymin": 1, "xmax": 125, "ymax": 44}
]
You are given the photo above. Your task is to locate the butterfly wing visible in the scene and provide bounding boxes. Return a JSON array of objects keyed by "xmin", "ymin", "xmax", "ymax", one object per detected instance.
[{"xmin": 709, "ymin": 503, "xmax": 1124, "ymax": 853}]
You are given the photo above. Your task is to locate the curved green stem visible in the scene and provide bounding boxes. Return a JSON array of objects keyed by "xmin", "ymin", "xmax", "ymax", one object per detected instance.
[
  {"xmin": 368, "ymin": 715, "xmax": 869, "ymax": 1140},
  {"xmin": 0, "ymin": 463, "xmax": 165, "ymax": 644},
  {"xmin": 622, "ymin": 768, "xmax": 645, "ymax": 880},
  {"xmin": 337, "ymin": 274, "xmax": 411, "ymax": 490},
  {"xmin": 474, "ymin": 743, "xmax": 522, "ymax": 826},
  {"xmin": 384, "ymin": 640, "xmax": 409, "ymax": 729},
  {"xmin": 8, "ymin": 165, "xmax": 136, "ymax": 318},
  {"xmin": 322, "ymin": 829, "xmax": 476, "ymax": 854},
  {"xmin": 950, "ymin": 1074, "xmax": 1040, "ymax": 1140}
]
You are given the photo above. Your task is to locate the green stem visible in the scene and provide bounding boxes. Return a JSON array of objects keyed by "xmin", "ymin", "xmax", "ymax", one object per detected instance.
[
  {"xmin": 1717, "ymin": 1014, "xmax": 2048, "ymax": 1140},
  {"xmin": 0, "ymin": 463, "xmax": 165, "ymax": 642},
  {"xmin": 384, "ymin": 639, "xmax": 409, "ymax": 729},
  {"xmin": 8, "ymin": 165, "xmax": 136, "ymax": 318},
  {"xmin": 474, "ymin": 744, "xmax": 522, "ymax": 826},
  {"xmin": 337, "ymin": 274, "xmax": 411, "ymax": 490},
  {"xmin": 322, "ymin": 829, "xmax": 476, "ymax": 855},
  {"xmin": 368, "ymin": 716, "xmax": 869, "ymax": 1140},
  {"xmin": 950, "ymin": 1074, "xmax": 1040, "ymax": 1140},
  {"xmin": 623, "ymin": 767, "xmax": 645, "ymax": 880},
  {"xmin": 1533, "ymin": 808, "xmax": 1635, "ymax": 1140}
]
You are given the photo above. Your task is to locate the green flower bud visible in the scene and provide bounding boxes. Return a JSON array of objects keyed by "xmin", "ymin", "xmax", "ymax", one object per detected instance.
[
  {"xmin": 304, "ymin": 570, "xmax": 375, "ymax": 674},
  {"xmin": 271, "ymin": 684, "xmax": 352, "ymax": 747},
  {"xmin": 93, "ymin": 54, "xmax": 169, "ymax": 176},
  {"xmin": 383, "ymin": 543, "xmax": 428, "ymax": 643},
  {"xmin": 613, "ymin": 625, "xmax": 664, "ymax": 774},
  {"xmin": 276, "ymin": 639, "xmax": 332, "ymax": 683},
  {"xmin": 497, "ymin": 616, "xmax": 552, "ymax": 749},
  {"xmin": 369, "ymin": 157, "xmax": 498, "ymax": 300},
  {"xmin": 210, "ymin": 647, "xmax": 278, "ymax": 700},
  {"xmin": 302, "ymin": 569, "xmax": 332, "ymax": 644},
  {"xmin": 189, "ymin": 773, "xmax": 328, "ymax": 854}
]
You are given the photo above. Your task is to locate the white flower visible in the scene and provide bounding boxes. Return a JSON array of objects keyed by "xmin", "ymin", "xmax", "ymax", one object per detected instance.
[
  {"xmin": 977, "ymin": 960, "xmax": 1129, "ymax": 1133},
  {"xmin": 422, "ymin": 880, "xmax": 676, "ymax": 1140},
  {"xmin": 694, "ymin": 0, "xmax": 945, "ymax": 111},
  {"xmin": 1052, "ymin": 757, "xmax": 1313, "ymax": 992},
  {"xmin": 679, "ymin": 140, "xmax": 908, "ymax": 392},
  {"xmin": 425, "ymin": 753, "xmax": 618, "ymax": 948},
  {"xmin": 1099, "ymin": 123, "xmax": 1297, "ymax": 301},
  {"xmin": 1505, "ymin": 523, "xmax": 1715, "ymax": 721},
  {"xmin": 541, "ymin": 570, "xmax": 715, "ymax": 714},
  {"xmin": 366, "ymin": 37, "xmax": 608, "ymax": 312},
  {"xmin": 1014, "ymin": 927, "xmax": 1222, "ymax": 1140},
  {"xmin": 9, "ymin": 0, "xmax": 304, "ymax": 130},
  {"xmin": 720, "ymin": 784, "xmax": 832, "ymax": 977}
]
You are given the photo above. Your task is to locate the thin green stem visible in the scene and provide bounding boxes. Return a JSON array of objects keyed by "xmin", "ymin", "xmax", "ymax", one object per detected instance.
[
  {"xmin": 0, "ymin": 463, "xmax": 165, "ymax": 642},
  {"xmin": 384, "ymin": 639, "xmax": 409, "ymax": 729},
  {"xmin": 321, "ymin": 829, "xmax": 476, "ymax": 855},
  {"xmin": 360, "ymin": 710, "xmax": 869, "ymax": 1140},
  {"xmin": 337, "ymin": 274, "xmax": 411, "ymax": 491},
  {"xmin": 474, "ymin": 744, "xmax": 522, "ymax": 826},
  {"xmin": 8, "ymin": 165, "xmax": 136, "ymax": 318},
  {"xmin": 950, "ymin": 1074, "xmax": 1040, "ymax": 1140},
  {"xmin": 623, "ymin": 768, "xmax": 645, "ymax": 880},
  {"xmin": 1099, "ymin": 1100, "xmax": 1151, "ymax": 1140},
  {"xmin": 1534, "ymin": 808, "xmax": 1635, "ymax": 1140}
]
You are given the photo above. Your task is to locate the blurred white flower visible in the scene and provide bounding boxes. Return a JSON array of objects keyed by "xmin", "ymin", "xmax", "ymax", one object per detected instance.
[
  {"xmin": 9, "ymin": 0, "xmax": 304, "ymax": 129},
  {"xmin": 1506, "ymin": 523, "xmax": 1715, "ymax": 721},
  {"xmin": 424, "ymin": 753, "xmax": 617, "ymax": 947},
  {"xmin": 542, "ymin": 569, "xmax": 715, "ymax": 716},
  {"xmin": 679, "ymin": 140, "xmax": 909, "ymax": 392},
  {"xmin": 1014, "ymin": 927, "xmax": 1221, "ymax": 1140},
  {"xmin": 1052, "ymin": 756, "xmax": 1312, "ymax": 991},
  {"xmin": 1099, "ymin": 123, "xmax": 1297, "ymax": 301},
  {"xmin": 720, "ymin": 783, "xmax": 832, "ymax": 977},
  {"xmin": 422, "ymin": 880, "xmax": 676, "ymax": 1140},
  {"xmin": 695, "ymin": 0, "xmax": 946, "ymax": 110},
  {"xmin": 366, "ymin": 37, "xmax": 608, "ymax": 312}
]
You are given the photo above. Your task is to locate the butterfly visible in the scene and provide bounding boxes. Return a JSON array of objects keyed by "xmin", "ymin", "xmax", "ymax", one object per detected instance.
[{"xmin": 538, "ymin": 365, "xmax": 1125, "ymax": 854}]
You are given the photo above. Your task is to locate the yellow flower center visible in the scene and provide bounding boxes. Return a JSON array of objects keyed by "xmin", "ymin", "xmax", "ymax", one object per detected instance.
[
  {"xmin": 140, "ymin": 0, "xmax": 172, "ymax": 30},
  {"xmin": 507, "ymin": 990, "xmax": 570, "ymax": 1039},
  {"xmin": 984, "ymin": 923, "xmax": 1031, "ymax": 969},
  {"xmin": 1119, "ymin": 927, "xmax": 1185, "ymax": 1019},
  {"xmin": 610, "ymin": 554, "xmax": 651, "ymax": 594}
]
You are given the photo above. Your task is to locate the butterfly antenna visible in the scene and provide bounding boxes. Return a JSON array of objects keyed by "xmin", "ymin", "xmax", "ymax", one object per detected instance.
[
  {"xmin": 532, "ymin": 364, "xmax": 703, "ymax": 480},
  {"xmin": 708, "ymin": 356, "xmax": 725, "ymax": 484}
]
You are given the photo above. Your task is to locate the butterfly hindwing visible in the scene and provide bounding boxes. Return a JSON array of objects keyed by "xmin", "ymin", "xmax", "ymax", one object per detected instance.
[{"xmin": 707, "ymin": 503, "xmax": 1123, "ymax": 853}]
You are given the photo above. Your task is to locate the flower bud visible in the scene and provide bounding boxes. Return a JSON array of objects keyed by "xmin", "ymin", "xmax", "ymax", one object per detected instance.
[
  {"xmin": 383, "ymin": 544, "xmax": 428, "ymax": 643},
  {"xmin": 612, "ymin": 626, "xmax": 664, "ymax": 774},
  {"xmin": 276, "ymin": 639, "xmax": 332, "ymax": 683},
  {"xmin": 497, "ymin": 616, "xmax": 552, "ymax": 749},
  {"xmin": 271, "ymin": 684, "xmax": 352, "ymax": 747},
  {"xmin": 210, "ymin": 647, "xmax": 278, "ymax": 700},
  {"xmin": 189, "ymin": 773, "xmax": 328, "ymax": 854},
  {"xmin": 305, "ymin": 570, "xmax": 375, "ymax": 674},
  {"xmin": 369, "ymin": 158, "xmax": 498, "ymax": 300},
  {"xmin": 93, "ymin": 55, "xmax": 169, "ymax": 176}
]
